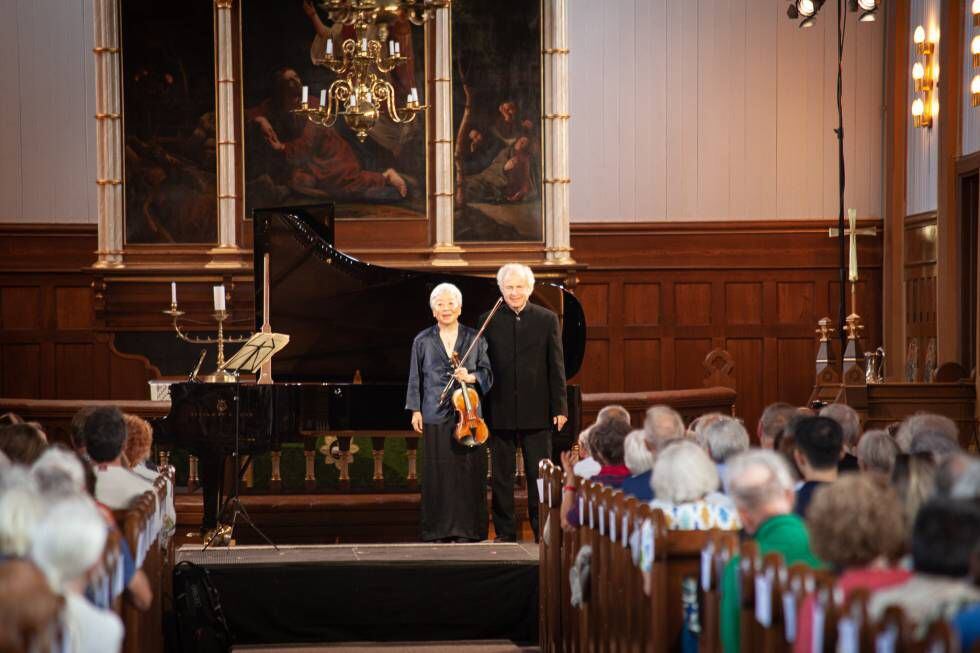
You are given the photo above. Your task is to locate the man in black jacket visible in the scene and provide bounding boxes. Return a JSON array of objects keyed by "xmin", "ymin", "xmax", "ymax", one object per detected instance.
[{"xmin": 481, "ymin": 263, "xmax": 567, "ymax": 541}]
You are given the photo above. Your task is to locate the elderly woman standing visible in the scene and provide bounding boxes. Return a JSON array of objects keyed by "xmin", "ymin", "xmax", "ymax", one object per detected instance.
[{"xmin": 406, "ymin": 283, "xmax": 493, "ymax": 543}]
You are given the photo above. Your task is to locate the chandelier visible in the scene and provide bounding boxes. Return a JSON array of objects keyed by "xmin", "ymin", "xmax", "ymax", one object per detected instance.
[{"xmin": 294, "ymin": 0, "xmax": 449, "ymax": 142}]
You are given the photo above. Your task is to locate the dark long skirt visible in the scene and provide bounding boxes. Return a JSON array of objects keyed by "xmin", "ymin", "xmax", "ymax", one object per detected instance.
[{"xmin": 420, "ymin": 420, "xmax": 489, "ymax": 542}]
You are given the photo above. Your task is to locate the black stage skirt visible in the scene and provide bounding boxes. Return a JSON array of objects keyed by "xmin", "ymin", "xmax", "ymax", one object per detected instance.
[{"xmin": 420, "ymin": 420, "xmax": 489, "ymax": 542}]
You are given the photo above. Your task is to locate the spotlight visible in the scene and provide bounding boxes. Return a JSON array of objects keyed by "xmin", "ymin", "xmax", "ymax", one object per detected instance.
[
  {"xmin": 859, "ymin": 9, "xmax": 876, "ymax": 22},
  {"xmin": 857, "ymin": 0, "xmax": 877, "ymax": 10},
  {"xmin": 798, "ymin": 0, "xmax": 815, "ymax": 17},
  {"xmin": 800, "ymin": 15, "xmax": 816, "ymax": 28}
]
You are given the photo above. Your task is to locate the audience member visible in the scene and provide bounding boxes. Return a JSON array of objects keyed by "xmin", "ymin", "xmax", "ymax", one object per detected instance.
[
  {"xmin": 699, "ymin": 416, "xmax": 750, "ymax": 487},
  {"xmin": 85, "ymin": 407, "xmax": 152, "ymax": 510},
  {"xmin": 949, "ymin": 457, "xmax": 980, "ymax": 500},
  {"xmin": 891, "ymin": 452, "xmax": 937, "ymax": 536},
  {"xmin": 855, "ymin": 429, "xmax": 899, "ymax": 476},
  {"xmin": 818, "ymin": 403, "xmax": 861, "ymax": 472},
  {"xmin": 560, "ymin": 418, "xmax": 631, "ymax": 530},
  {"xmin": 122, "ymin": 414, "xmax": 158, "ymax": 481},
  {"xmin": 757, "ymin": 402, "xmax": 796, "ymax": 449},
  {"xmin": 642, "ymin": 405, "xmax": 685, "ymax": 452},
  {"xmin": 571, "ymin": 426, "xmax": 600, "ymax": 479},
  {"xmin": 794, "ymin": 475, "xmax": 910, "ymax": 653},
  {"xmin": 620, "ymin": 429, "xmax": 655, "ymax": 501},
  {"xmin": 952, "ymin": 541, "xmax": 980, "ymax": 650},
  {"xmin": 688, "ymin": 412, "xmax": 725, "ymax": 442},
  {"xmin": 894, "ymin": 413, "xmax": 958, "ymax": 454},
  {"xmin": 868, "ymin": 499, "xmax": 980, "ymax": 635},
  {"xmin": 649, "ymin": 441, "xmax": 739, "ymax": 530},
  {"xmin": 0, "ymin": 470, "xmax": 45, "ymax": 558},
  {"xmin": 791, "ymin": 416, "xmax": 843, "ymax": 517},
  {"xmin": 0, "ymin": 423, "xmax": 47, "ymax": 465},
  {"xmin": 69, "ymin": 406, "xmax": 96, "ymax": 454},
  {"xmin": 719, "ymin": 450, "xmax": 823, "ymax": 653},
  {"xmin": 934, "ymin": 452, "xmax": 977, "ymax": 497},
  {"xmin": 596, "ymin": 404, "xmax": 631, "ymax": 426},
  {"xmin": 776, "ymin": 414, "xmax": 805, "ymax": 480},
  {"xmin": 30, "ymin": 495, "xmax": 123, "ymax": 653},
  {"xmin": 0, "ymin": 559, "xmax": 63, "ymax": 653},
  {"xmin": 31, "ymin": 445, "xmax": 87, "ymax": 498}
]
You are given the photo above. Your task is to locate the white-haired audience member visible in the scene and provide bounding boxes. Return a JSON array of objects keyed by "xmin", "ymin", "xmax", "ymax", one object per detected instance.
[
  {"xmin": 856, "ymin": 429, "xmax": 900, "ymax": 476},
  {"xmin": 31, "ymin": 445, "xmax": 87, "ymax": 497},
  {"xmin": 756, "ymin": 402, "xmax": 797, "ymax": 450},
  {"xmin": 0, "ymin": 558, "xmax": 63, "ymax": 653},
  {"xmin": 649, "ymin": 441, "xmax": 739, "ymax": 530},
  {"xmin": 819, "ymin": 402, "xmax": 862, "ymax": 472},
  {"xmin": 31, "ymin": 495, "xmax": 123, "ymax": 653},
  {"xmin": 643, "ymin": 405, "xmax": 685, "ymax": 453},
  {"xmin": 620, "ymin": 429, "xmax": 655, "ymax": 501},
  {"xmin": 699, "ymin": 416, "xmax": 750, "ymax": 489},
  {"xmin": 0, "ymin": 470, "xmax": 45, "ymax": 558},
  {"xmin": 571, "ymin": 426, "xmax": 600, "ymax": 480},
  {"xmin": 719, "ymin": 450, "xmax": 823, "ymax": 653},
  {"xmin": 688, "ymin": 412, "xmax": 726, "ymax": 442},
  {"xmin": 894, "ymin": 413, "xmax": 959, "ymax": 456}
]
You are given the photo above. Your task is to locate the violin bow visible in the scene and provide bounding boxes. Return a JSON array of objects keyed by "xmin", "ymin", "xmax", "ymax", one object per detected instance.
[{"xmin": 438, "ymin": 297, "xmax": 504, "ymax": 402}]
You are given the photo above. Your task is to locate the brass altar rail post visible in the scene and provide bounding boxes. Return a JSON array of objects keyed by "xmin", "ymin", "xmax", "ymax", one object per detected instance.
[
  {"xmin": 303, "ymin": 439, "xmax": 317, "ymax": 491},
  {"xmin": 371, "ymin": 437, "xmax": 386, "ymax": 489}
]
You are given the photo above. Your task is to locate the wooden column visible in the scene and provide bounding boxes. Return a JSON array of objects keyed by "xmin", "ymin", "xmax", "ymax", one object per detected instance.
[
  {"xmin": 937, "ymin": 0, "xmax": 965, "ymax": 364},
  {"xmin": 883, "ymin": 0, "xmax": 910, "ymax": 380},
  {"xmin": 92, "ymin": 0, "xmax": 124, "ymax": 269},
  {"xmin": 542, "ymin": 0, "xmax": 573, "ymax": 265}
]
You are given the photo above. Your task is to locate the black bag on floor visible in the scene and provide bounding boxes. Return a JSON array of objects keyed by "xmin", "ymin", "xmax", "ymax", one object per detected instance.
[{"xmin": 172, "ymin": 560, "xmax": 232, "ymax": 653}]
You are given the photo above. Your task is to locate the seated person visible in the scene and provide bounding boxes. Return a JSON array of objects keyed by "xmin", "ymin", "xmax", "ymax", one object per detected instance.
[
  {"xmin": 571, "ymin": 426, "xmax": 600, "ymax": 479},
  {"xmin": 0, "ymin": 559, "xmax": 63, "ymax": 653},
  {"xmin": 699, "ymin": 416, "xmax": 750, "ymax": 489},
  {"xmin": 856, "ymin": 429, "xmax": 900, "ymax": 477},
  {"xmin": 792, "ymin": 416, "xmax": 843, "ymax": 517},
  {"xmin": 794, "ymin": 474, "xmax": 910, "ymax": 653},
  {"xmin": 0, "ymin": 422, "xmax": 47, "ymax": 465},
  {"xmin": 30, "ymin": 495, "xmax": 123, "ymax": 653},
  {"xmin": 122, "ymin": 414, "xmax": 158, "ymax": 482},
  {"xmin": 559, "ymin": 418, "xmax": 632, "ymax": 530},
  {"xmin": 0, "ymin": 471, "xmax": 45, "ymax": 558},
  {"xmin": 756, "ymin": 402, "xmax": 797, "ymax": 450},
  {"xmin": 649, "ymin": 441, "xmax": 739, "ymax": 530},
  {"xmin": 620, "ymin": 429, "xmax": 655, "ymax": 501},
  {"xmin": 819, "ymin": 402, "xmax": 862, "ymax": 472},
  {"xmin": 720, "ymin": 450, "xmax": 823, "ymax": 653},
  {"xmin": 868, "ymin": 498, "xmax": 980, "ymax": 637},
  {"xmin": 891, "ymin": 452, "xmax": 937, "ymax": 537},
  {"xmin": 84, "ymin": 407, "xmax": 153, "ymax": 510}
]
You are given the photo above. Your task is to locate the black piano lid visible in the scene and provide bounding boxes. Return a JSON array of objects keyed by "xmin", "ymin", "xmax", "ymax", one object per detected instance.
[{"xmin": 251, "ymin": 204, "xmax": 586, "ymax": 384}]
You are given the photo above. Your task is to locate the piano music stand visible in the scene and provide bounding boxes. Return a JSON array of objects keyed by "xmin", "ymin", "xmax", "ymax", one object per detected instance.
[{"xmin": 203, "ymin": 333, "xmax": 289, "ymax": 551}]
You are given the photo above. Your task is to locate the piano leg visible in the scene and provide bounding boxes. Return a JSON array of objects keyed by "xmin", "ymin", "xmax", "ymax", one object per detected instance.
[{"xmin": 199, "ymin": 452, "xmax": 224, "ymax": 533}]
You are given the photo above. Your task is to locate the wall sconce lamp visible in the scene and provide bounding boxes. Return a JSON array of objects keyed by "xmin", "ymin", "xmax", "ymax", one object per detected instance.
[
  {"xmin": 974, "ymin": 0, "xmax": 980, "ymax": 27},
  {"xmin": 911, "ymin": 25, "xmax": 936, "ymax": 128},
  {"xmin": 972, "ymin": 75, "xmax": 980, "ymax": 108}
]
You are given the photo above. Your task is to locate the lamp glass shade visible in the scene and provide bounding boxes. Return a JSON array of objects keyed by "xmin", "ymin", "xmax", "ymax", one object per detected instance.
[
  {"xmin": 859, "ymin": 10, "xmax": 876, "ymax": 22},
  {"xmin": 798, "ymin": 0, "xmax": 815, "ymax": 17},
  {"xmin": 972, "ymin": 35, "xmax": 980, "ymax": 55},
  {"xmin": 913, "ymin": 25, "xmax": 926, "ymax": 44},
  {"xmin": 911, "ymin": 98, "xmax": 924, "ymax": 117},
  {"xmin": 974, "ymin": 0, "xmax": 980, "ymax": 14},
  {"xmin": 857, "ymin": 0, "xmax": 876, "ymax": 9},
  {"xmin": 971, "ymin": 75, "xmax": 980, "ymax": 94},
  {"xmin": 912, "ymin": 62, "xmax": 924, "ymax": 80}
]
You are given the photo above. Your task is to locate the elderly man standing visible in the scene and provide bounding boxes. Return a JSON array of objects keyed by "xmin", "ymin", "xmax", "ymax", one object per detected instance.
[
  {"xmin": 719, "ymin": 450, "xmax": 823, "ymax": 653},
  {"xmin": 481, "ymin": 263, "xmax": 567, "ymax": 542}
]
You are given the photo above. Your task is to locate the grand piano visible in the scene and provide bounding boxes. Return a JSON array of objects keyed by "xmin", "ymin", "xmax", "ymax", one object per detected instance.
[{"xmin": 153, "ymin": 204, "xmax": 586, "ymax": 532}]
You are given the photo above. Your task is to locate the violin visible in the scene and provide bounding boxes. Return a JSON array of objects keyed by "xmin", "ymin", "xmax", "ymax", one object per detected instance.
[{"xmin": 450, "ymin": 351, "xmax": 489, "ymax": 447}]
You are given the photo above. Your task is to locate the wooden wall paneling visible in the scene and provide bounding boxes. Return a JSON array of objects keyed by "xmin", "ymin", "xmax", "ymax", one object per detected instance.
[
  {"xmin": 55, "ymin": 287, "xmax": 94, "ymax": 330},
  {"xmin": 725, "ymin": 283, "xmax": 763, "ymax": 326},
  {"xmin": 725, "ymin": 338, "xmax": 763, "ymax": 425},
  {"xmin": 623, "ymin": 339, "xmax": 662, "ymax": 393},
  {"xmin": 904, "ymin": 213, "xmax": 939, "ymax": 379},
  {"xmin": 2, "ymin": 345, "xmax": 42, "ymax": 398},
  {"xmin": 674, "ymin": 283, "xmax": 712, "ymax": 327},
  {"xmin": 55, "ymin": 344, "xmax": 95, "ymax": 399},
  {"xmin": 674, "ymin": 338, "xmax": 714, "ymax": 391},
  {"xmin": 1, "ymin": 286, "xmax": 42, "ymax": 329},
  {"xmin": 776, "ymin": 282, "xmax": 815, "ymax": 326}
]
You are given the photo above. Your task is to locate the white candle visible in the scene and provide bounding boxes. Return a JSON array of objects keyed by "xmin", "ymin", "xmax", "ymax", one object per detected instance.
[
  {"xmin": 349, "ymin": 94, "xmax": 356, "ymax": 107},
  {"xmin": 319, "ymin": 89, "xmax": 327, "ymax": 107},
  {"xmin": 407, "ymin": 94, "xmax": 414, "ymax": 106},
  {"xmin": 301, "ymin": 86, "xmax": 309, "ymax": 104},
  {"xmin": 170, "ymin": 282, "xmax": 177, "ymax": 305},
  {"xmin": 411, "ymin": 87, "xmax": 418, "ymax": 103},
  {"xmin": 326, "ymin": 38, "xmax": 333, "ymax": 55},
  {"xmin": 365, "ymin": 90, "xmax": 372, "ymax": 103},
  {"xmin": 388, "ymin": 40, "xmax": 395, "ymax": 56},
  {"xmin": 847, "ymin": 208, "xmax": 858, "ymax": 282},
  {"xmin": 213, "ymin": 285, "xmax": 226, "ymax": 311},
  {"xmin": 361, "ymin": 38, "xmax": 368, "ymax": 52},
  {"xmin": 394, "ymin": 41, "xmax": 401, "ymax": 55}
]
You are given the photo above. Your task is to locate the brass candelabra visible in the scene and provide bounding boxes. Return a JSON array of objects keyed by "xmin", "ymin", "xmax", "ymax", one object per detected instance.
[{"xmin": 163, "ymin": 303, "xmax": 252, "ymax": 382}]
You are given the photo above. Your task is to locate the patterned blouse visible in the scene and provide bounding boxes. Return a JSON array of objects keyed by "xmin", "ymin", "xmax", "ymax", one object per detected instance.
[{"xmin": 649, "ymin": 492, "xmax": 741, "ymax": 530}]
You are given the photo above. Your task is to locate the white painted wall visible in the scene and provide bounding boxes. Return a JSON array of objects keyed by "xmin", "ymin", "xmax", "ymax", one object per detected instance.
[
  {"xmin": 568, "ymin": 0, "xmax": 886, "ymax": 223},
  {"xmin": 906, "ymin": 0, "xmax": 939, "ymax": 215},
  {"xmin": 0, "ymin": 0, "xmax": 97, "ymax": 223}
]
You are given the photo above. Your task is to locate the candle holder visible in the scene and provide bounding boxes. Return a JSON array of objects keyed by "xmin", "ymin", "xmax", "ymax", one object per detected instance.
[{"xmin": 163, "ymin": 302, "xmax": 252, "ymax": 383}]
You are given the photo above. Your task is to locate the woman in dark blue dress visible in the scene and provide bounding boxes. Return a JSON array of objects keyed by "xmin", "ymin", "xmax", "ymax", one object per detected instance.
[{"xmin": 406, "ymin": 283, "xmax": 493, "ymax": 542}]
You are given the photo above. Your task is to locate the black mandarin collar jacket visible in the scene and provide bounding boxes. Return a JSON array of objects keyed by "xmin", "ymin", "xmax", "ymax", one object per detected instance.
[{"xmin": 479, "ymin": 301, "xmax": 567, "ymax": 431}]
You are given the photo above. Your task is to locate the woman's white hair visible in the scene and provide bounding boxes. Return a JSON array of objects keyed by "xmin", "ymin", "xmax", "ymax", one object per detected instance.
[
  {"xmin": 429, "ymin": 283, "xmax": 463, "ymax": 310},
  {"xmin": 651, "ymin": 440, "xmax": 719, "ymax": 503},
  {"xmin": 496, "ymin": 263, "xmax": 535, "ymax": 296},
  {"xmin": 0, "ymin": 468, "xmax": 45, "ymax": 557},
  {"xmin": 31, "ymin": 494, "xmax": 107, "ymax": 592},
  {"xmin": 32, "ymin": 447, "xmax": 86, "ymax": 497},
  {"xmin": 623, "ymin": 429, "xmax": 655, "ymax": 475}
]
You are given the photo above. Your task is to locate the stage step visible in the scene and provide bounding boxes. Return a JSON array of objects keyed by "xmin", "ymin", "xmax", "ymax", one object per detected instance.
[{"xmin": 233, "ymin": 640, "xmax": 538, "ymax": 652}]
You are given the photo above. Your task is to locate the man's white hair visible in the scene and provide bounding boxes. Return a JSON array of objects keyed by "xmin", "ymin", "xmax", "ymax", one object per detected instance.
[
  {"xmin": 429, "ymin": 283, "xmax": 463, "ymax": 310},
  {"xmin": 702, "ymin": 416, "xmax": 750, "ymax": 463},
  {"xmin": 651, "ymin": 441, "xmax": 719, "ymax": 503},
  {"xmin": 819, "ymin": 403, "xmax": 862, "ymax": 448},
  {"xmin": 496, "ymin": 263, "xmax": 535, "ymax": 296},
  {"xmin": 32, "ymin": 447, "xmax": 86, "ymax": 497},
  {"xmin": 725, "ymin": 449, "xmax": 795, "ymax": 512},
  {"xmin": 31, "ymin": 494, "xmax": 107, "ymax": 592},
  {"xmin": 623, "ymin": 429, "xmax": 654, "ymax": 475},
  {"xmin": 894, "ymin": 413, "xmax": 958, "ymax": 453},
  {"xmin": 0, "ymin": 468, "xmax": 45, "ymax": 557},
  {"xmin": 642, "ymin": 405, "xmax": 685, "ymax": 451}
]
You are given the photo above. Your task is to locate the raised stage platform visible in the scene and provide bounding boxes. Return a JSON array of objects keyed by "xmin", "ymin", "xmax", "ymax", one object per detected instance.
[{"xmin": 176, "ymin": 543, "xmax": 540, "ymax": 647}]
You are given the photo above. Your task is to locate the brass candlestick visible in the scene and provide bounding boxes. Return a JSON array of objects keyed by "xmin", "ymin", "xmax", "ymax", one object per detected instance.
[{"xmin": 163, "ymin": 302, "xmax": 252, "ymax": 383}]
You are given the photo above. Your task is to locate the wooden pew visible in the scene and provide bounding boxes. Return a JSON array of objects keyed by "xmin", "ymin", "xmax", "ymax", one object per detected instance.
[
  {"xmin": 538, "ymin": 460, "xmax": 564, "ymax": 653},
  {"xmin": 700, "ymin": 530, "xmax": 737, "ymax": 653}
]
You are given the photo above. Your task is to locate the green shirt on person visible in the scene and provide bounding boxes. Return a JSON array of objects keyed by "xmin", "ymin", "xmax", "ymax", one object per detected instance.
[{"xmin": 719, "ymin": 513, "xmax": 824, "ymax": 653}]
